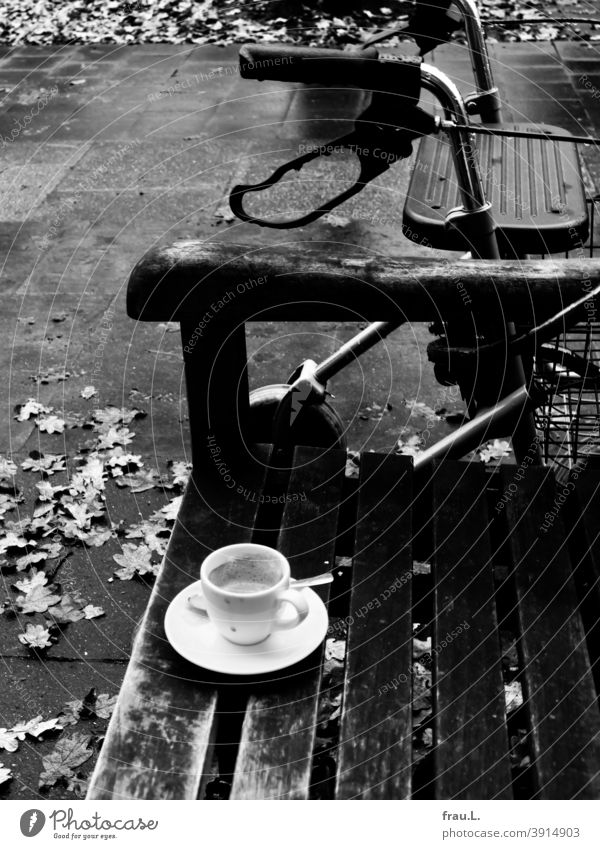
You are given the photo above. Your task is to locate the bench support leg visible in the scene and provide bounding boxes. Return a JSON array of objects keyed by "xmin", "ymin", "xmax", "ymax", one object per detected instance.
[{"xmin": 181, "ymin": 319, "xmax": 251, "ymax": 474}]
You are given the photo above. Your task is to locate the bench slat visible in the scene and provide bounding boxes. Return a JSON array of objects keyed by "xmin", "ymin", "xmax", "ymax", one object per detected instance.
[
  {"xmin": 433, "ymin": 461, "xmax": 512, "ymax": 799},
  {"xmin": 230, "ymin": 446, "xmax": 346, "ymax": 800},
  {"xmin": 567, "ymin": 470, "xmax": 600, "ymax": 689},
  {"xmin": 336, "ymin": 453, "xmax": 413, "ymax": 799},
  {"xmin": 504, "ymin": 467, "xmax": 600, "ymax": 799},
  {"xmin": 87, "ymin": 470, "xmax": 266, "ymax": 800}
]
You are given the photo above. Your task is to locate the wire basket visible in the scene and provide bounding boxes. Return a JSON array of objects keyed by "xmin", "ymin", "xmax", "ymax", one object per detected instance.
[{"xmin": 533, "ymin": 196, "xmax": 600, "ymax": 469}]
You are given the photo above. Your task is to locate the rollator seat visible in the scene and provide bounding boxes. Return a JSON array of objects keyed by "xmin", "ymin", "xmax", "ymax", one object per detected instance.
[{"xmin": 403, "ymin": 124, "xmax": 589, "ymax": 255}]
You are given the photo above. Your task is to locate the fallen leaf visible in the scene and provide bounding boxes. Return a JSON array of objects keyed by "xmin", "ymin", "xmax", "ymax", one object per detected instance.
[
  {"xmin": 505, "ymin": 680, "xmax": 524, "ymax": 713},
  {"xmin": 13, "ymin": 569, "xmax": 48, "ymax": 594},
  {"xmin": 16, "ymin": 584, "xmax": 61, "ymax": 614},
  {"xmin": 159, "ymin": 495, "xmax": 182, "ymax": 523},
  {"xmin": 0, "ymin": 455, "xmax": 17, "ymax": 485},
  {"xmin": 39, "ymin": 732, "xmax": 93, "ymax": 788},
  {"xmin": 396, "ymin": 434, "xmax": 424, "ymax": 457},
  {"xmin": 21, "ymin": 453, "xmax": 66, "ymax": 475},
  {"xmin": 92, "ymin": 693, "xmax": 117, "ymax": 719},
  {"xmin": 18, "ymin": 624, "xmax": 54, "ymax": 649},
  {"xmin": 113, "ymin": 543, "xmax": 157, "ymax": 580},
  {"xmin": 46, "ymin": 594, "xmax": 86, "ymax": 624},
  {"xmin": 0, "ymin": 493, "xmax": 22, "ymax": 517},
  {"xmin": 0, "ymin": 763, "xmax": 12, "ymax": 785},
  {"xmin": 115, "ymin": 468, "xmax": 162, "ymax": 492},
  {"xmin": 83, "ymin": 604, "xmax": 104, "ymax": 620},
  {"xmin": 15, "ymin": 399, "xmax": 50, "ymax": 421},
  {"xmin": 168, "ymin": 460, "xmax": 192, "ymax": 488},
  {"xmin": 96, "ymin": 427, "xmax": 134, "ymax": 449},
  {"xmin": 105, "ymin": 450, "xmax": 142, "ymax": 476},
  {"xmin": 37, "ymin": 415, "xmax": 65, "ymax": 434},
  {"xmin": 479, "ymin": 439, "xmax": 512, "ymax": 464},
  {"xmin": 0, "ymin": 729, "xmax": 20, "ymax": 752},
  {"xmin": 80, "ymin": 386, "xmax": 97, "ymax": 399},
  {"xmin": 10, "ymin": 715, "xmax": 63, "ymax": 740},
  {"xmin": 0, "ymin": 532, "xmax": 31, "ymax": 555}
]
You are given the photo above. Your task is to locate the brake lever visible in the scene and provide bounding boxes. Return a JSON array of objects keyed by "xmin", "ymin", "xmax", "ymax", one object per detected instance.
[
  {"xmin": 229, "ymin": 99, "xmax": 436, "ymax": 229},
  {"xmin": 229, "ymin": 130, "xmax": 392, "ymax": 229}
]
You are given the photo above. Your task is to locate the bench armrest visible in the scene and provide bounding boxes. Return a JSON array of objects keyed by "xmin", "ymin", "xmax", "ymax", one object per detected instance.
[{"xmin": 127, "ymin": 241, "xmax": 600, "ymax": 324}]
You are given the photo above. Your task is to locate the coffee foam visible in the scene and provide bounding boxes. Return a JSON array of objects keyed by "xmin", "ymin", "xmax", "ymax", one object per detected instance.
[{"xmin": 209, "ymin": 555, "xmax": 281, "ymax": 594}]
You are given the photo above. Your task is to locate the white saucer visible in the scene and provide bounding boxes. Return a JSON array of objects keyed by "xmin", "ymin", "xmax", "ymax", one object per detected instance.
[{"xmin": 164, "ymin": 580, "xmax": 329, "ymax": 676}]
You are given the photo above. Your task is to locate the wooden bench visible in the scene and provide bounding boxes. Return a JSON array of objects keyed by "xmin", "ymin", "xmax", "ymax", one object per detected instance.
[{"xmin": 87, "ymin": 244, "xmax": 600, "ymax": 799}]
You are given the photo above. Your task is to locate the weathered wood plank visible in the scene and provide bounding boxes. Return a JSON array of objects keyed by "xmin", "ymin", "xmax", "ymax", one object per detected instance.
[
  {"xmin": 433, "ymin": 461, "xmax": 512, "ymax": 799},
  {"xmin": 87, "ymin": 467, "xmax": 267, "ymax": 800},
  {"xmin": 336, "ymin": 453, "xmax": 413, "ymax": 799},
  {"xmin": 230, "ymin": 446, "xmax": 346, "ymax": 800},
  {"xmin": 565, "ymin": 469, "xmax": 600, "ymax": 693},
  {"xmin": 503, "ymin": 466, "xmax": 600, "ymax": 799},
  {"xmin": 127, "ymin": 241, "xmax": 600, "ymax": 323}
]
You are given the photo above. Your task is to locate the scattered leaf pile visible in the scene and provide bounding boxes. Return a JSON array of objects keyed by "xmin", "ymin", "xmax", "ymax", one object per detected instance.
[
  {"xmin": 1, "ymin": 395, "xmax": 192, "ymax": 655},
  {"xmin": 0, "ymin": 687, "xmax": 117, "ymax": 792},
  {"xmin": 0, "ymin": 0, "xmax": 597, "ymax": 46}
]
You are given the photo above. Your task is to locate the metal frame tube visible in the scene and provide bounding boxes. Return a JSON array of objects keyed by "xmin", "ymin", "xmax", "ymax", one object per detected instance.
[{"xmin": 451, "ymin": 0, "xmax": 497, "ymax": 98}]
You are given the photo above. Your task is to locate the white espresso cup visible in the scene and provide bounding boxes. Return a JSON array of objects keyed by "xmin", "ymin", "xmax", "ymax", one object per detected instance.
[{"xmin": 190, "ymin": 543, "xmax": 310, "ymax": 645}]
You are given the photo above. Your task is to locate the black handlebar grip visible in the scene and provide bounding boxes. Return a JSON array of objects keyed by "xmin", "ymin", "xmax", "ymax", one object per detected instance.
[{"xmin": 239, "ymin": 43, "xmax": 422, "ymax": 98}]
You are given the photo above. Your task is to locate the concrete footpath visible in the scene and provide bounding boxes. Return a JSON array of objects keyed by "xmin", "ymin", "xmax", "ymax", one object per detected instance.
[{"xmin": 1, "ymin": 40, "xmax": 600, "ymax": 799}]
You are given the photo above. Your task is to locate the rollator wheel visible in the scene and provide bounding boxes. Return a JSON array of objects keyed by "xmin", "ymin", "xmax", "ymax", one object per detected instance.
[{"xmin": 248, "ymin": 384, "xmax": 347, "ymax": 450}]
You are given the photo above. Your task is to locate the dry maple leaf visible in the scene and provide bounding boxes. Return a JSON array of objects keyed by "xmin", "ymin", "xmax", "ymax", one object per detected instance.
[
  {"xmin": 13, "ymin": 569, "xmax": 48, "ymax": 595},
  {"xmin": 159, "ymin": 495, "xmax": 182, "ymax": 523},
  {"xmin": 16, "ymin": 584, "xmax": 61, "ymax": 614},
  {"xmin": 37, "ymin": 415, "xmax": 66, "ymax": 434},
  {"xmin": 15, "ymin": 551, "xmax": 48, "ymax": 570},
  {"xmin": 39, "ymin": 732, "xmax": 93, "ymax": 788},
  {"xmin": 18, "ymin": 624, "xmax": 53, "ymax": 649},
  {"xmin": 113, "ymin": 543, "xmax": 157, "ymax": 580},
  {"xmin": 96, "ymin": 427, "xmax": 134, "ymax": 450},
  {"xmin": 92, "ymin": 406, "xmax": 144, "ymax": 428},
  {"xmin": 15, "ymin": 399, "xmax": 51, "ymax": 421},
  {"xmin": 21, "ymin": 453, "xmax": 66, "ymax": 475},
  {"xmin": 0, "ymin": 455, "xmax": 18, "ymax": 484},
  {"xmin": 93, "ymin": 693, "xmax": 117, "ymax": 719},
  {"xmin": 10, "ymin": 715, "xmax": 63, "ymax": 740},
  {"xmin": 105, "ymin": 450, "xmax": 142, "ymax": 476},
  {"xmin": 63, "ymin": 502, "xmax": 95, "ymax": 529},
  {"xmin": 115, "ymin": 468, "xmax": 162, "ymax": 492},
  {"xmin": 83, "ymin": 604, "xmax": 105, "ymax": 620},
  {"xmin": 0, "ymin": 493, "xmax": 22, "ymax": 517},
  {"xmin": 0, "ymin": 533, "xmax": 31, "ymax": 555},
  {"xmin": 479, "ymin": 439, "xmax": 512, "ymax": 464},
  {"xmin": 35, "ymin": 480, "xmax": 61, "ymax": 502},
  {"xmin": 46, "ymin": 594, "xmax": 87, "ymax": 625},
  {"xmin": 0, "ymin": 729, "xmax": 20, "ymax": 753},
  {"xmin": 168, "ymin": 460, "xmax": 192, "ymax": 488}
]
